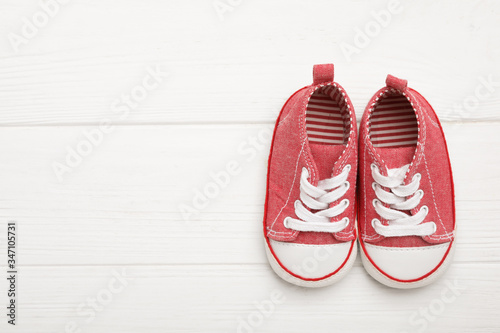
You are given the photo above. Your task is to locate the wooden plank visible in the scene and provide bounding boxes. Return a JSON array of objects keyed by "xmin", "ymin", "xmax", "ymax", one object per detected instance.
[
  {"xmin": 0, "ymin": 123, "xmax": 498, "ymax": 266},
  {"xmin": 0, "ymin": 263, "xmax": 498, "ymax": 332},
  {"xmin": 0, "ymin": 1, "xmax": 498, "ymax": 125}
]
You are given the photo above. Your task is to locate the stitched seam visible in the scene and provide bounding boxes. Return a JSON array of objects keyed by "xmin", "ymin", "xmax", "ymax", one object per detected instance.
[
  {"xmin": 268, "ymin": 230, "xmax": 295, "ymax": 236},
  {"xmin": 425, "ymin": 108, "xmax": 439, "ymax": 128},
  {"xmin": 365, "ymin": 243, "xmax": 449, "ymax": 252},
  {"xmin": 277, "ymin": 110, "xmax": 292, "ymax": 128},
  {"xmin": 428, "ymin": 232, "xmax": 454, "ymax": 240},
  {"xmin": 303, "ymin": 86, "xmax": 317, "ymax": 182},
  {"xmin": 268, "ymin": 230, "xmax": 292, "ymax": 236},
  {"xmin": 334, "ymin": 145, "xmax": 354, "ymax": 236},
  {"xmin": 423, "ymin": 154, "xmax": 447, "ymax": 235},
  {"xmin": 405, "ymin": 90, "xmax": 426, "ymax": 173},
  {"xmin": 268, "ymin": 138, "xmax": 307, "ymax": 233},
  {"xmin": 416, "ymin": 93, "xmax": 439, "ymax": 128},
  {"xmin": 338, "ymin": 136, "xmax": 352, "ymax": 175},
  {"xmin": 334, "ymin": 85, "xmax": 354, "ymax": 236},
  {"xmin": 337, "ymin": 84, "xmax": 353, "ymax": 155},
  {"xmin": 363, "ymin": 234, "xmax": 381, "ymax": 241},
  {"xmin": 366, "ymin": 90, "xmax": 386, "ymax": 170},
  {"xmin": 336, "ymin": 232, "xmax": 354, "ymax": 237},
  {"xmin": 363, "ymin": 134, "xmax": 382, "ymax": 241},
  {"xmin": 271, "ymin": 241, "xmax": 350, "ymax": 249}
]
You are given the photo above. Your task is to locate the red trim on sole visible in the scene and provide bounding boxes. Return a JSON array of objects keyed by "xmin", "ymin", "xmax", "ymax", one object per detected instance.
[
  {"xmin": 265, "ymin": 236, "xmax": 355, "ymax": 282},
  {"xmin": 358, "ymin": 239, "xmax": 454, "ymax": 283}
]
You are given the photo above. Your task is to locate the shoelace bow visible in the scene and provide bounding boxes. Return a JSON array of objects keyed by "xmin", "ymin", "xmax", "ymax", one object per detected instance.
[
  {"xmin": 284, "ymin": 165, "xmax": 351, "ymax": 233},
  {"xmin": 371, "ymin": 163, "xmax": 436, "ymax": 237}
]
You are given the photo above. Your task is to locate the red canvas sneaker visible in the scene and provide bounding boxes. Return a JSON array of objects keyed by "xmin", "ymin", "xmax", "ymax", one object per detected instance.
[
  {"xmin": 263, "ymin": 64, "xmax": 358, "ymax": 287},
  {"xmin": 358, "ymin": 75, "xmax": 455, "ymax": 289}
]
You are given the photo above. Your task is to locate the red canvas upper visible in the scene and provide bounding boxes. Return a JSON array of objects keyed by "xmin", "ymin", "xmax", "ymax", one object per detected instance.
[
  {"xmin": 358, "ymin": 75, "xmax": 455, "ymax": 248},
  {"xmin": 263, "ymin": 65, "xmax": 357, "ymax": 246}
]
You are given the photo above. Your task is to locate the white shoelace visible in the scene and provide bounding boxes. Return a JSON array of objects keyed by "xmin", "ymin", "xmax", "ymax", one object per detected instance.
[
  {"xmin": 284, "ymin": 165, "xmax": 351, "ymax": 233},
  {"xmin": 371, "ymin": 163, "xmax": 436, "ymax": 237}
]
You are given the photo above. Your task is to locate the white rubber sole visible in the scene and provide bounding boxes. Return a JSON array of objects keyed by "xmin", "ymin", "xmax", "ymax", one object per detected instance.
[
  {"xmin": 264, "ymin": 239, "xmax": 357, "ymax": 288},
  {"xmin": 359, "ymin": 240, "xmax": 456, "ymax": 289}
]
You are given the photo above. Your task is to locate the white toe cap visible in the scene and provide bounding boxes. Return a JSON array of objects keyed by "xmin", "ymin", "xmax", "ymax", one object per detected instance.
[
  {"xmin": 363, "ymin": 242, "xmax": 452, "ymax": 281},
  {"xmin": 269, "ymin": 239, "xmax": 354, "ymax": 279}
]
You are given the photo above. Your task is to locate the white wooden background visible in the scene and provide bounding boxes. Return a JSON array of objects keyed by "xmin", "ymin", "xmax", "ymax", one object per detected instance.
[{"xmin": 0, "ymin": 0, "xmax": 499, "ymax": 332}]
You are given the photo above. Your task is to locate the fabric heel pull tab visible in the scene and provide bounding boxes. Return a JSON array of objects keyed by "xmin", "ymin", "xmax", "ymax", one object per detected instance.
[
  {"xmin": 386, "ymin": 74, "xmax": 408, "ymax": 91},
  {"xmin": 313, "ymin": 64, "xmax": 334, "ymax": 85}
]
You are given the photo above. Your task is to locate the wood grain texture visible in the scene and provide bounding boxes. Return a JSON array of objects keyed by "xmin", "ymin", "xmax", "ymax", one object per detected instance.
[
  {"xmin": 0, "ymin": 264, "xmax": 498, "ymax": 333},
  {"xmin": 0, "ymin": 123, "xmax": 498, "ymax": 266},
  {"xmin": 0, "ymin": 0, "xmax": 499, "ymax": 332},
  {"xmin": 0, "ymin": 0, "xmax": 499, "ymax": 125}
]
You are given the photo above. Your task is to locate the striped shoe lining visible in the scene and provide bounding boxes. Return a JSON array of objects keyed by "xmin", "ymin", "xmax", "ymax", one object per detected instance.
[
  {"xmin": 305, "ymin": 86, "xmax": 350, "ymax": 145},
  {"xmin": 369, "ymin": 93, "xmax": 418, "ymax": 148}
]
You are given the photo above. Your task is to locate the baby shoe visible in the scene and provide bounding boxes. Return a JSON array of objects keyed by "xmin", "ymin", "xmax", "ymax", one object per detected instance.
[
  {"xmin": 263, "ymin": 64, "xmax": 358, "ymax": 287},
  {"xmin": 358, "ymin": 74, "xmax": 455, "ymax": 289}
]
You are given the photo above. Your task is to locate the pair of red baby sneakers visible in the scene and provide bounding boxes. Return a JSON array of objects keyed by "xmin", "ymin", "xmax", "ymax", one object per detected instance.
[{"xmin": 263, "ymin": 64, "xmax": 455, "ymax": 288}]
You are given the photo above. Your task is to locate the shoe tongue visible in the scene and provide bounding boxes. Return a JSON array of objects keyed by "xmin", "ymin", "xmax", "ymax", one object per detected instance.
[
  {"xmin": 309, "ymin": 143, "xmax": 345, "ymax": 180},
  {"xmin": 377, "ymin": 146, "xmax": 416, "ymax": 170}
]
